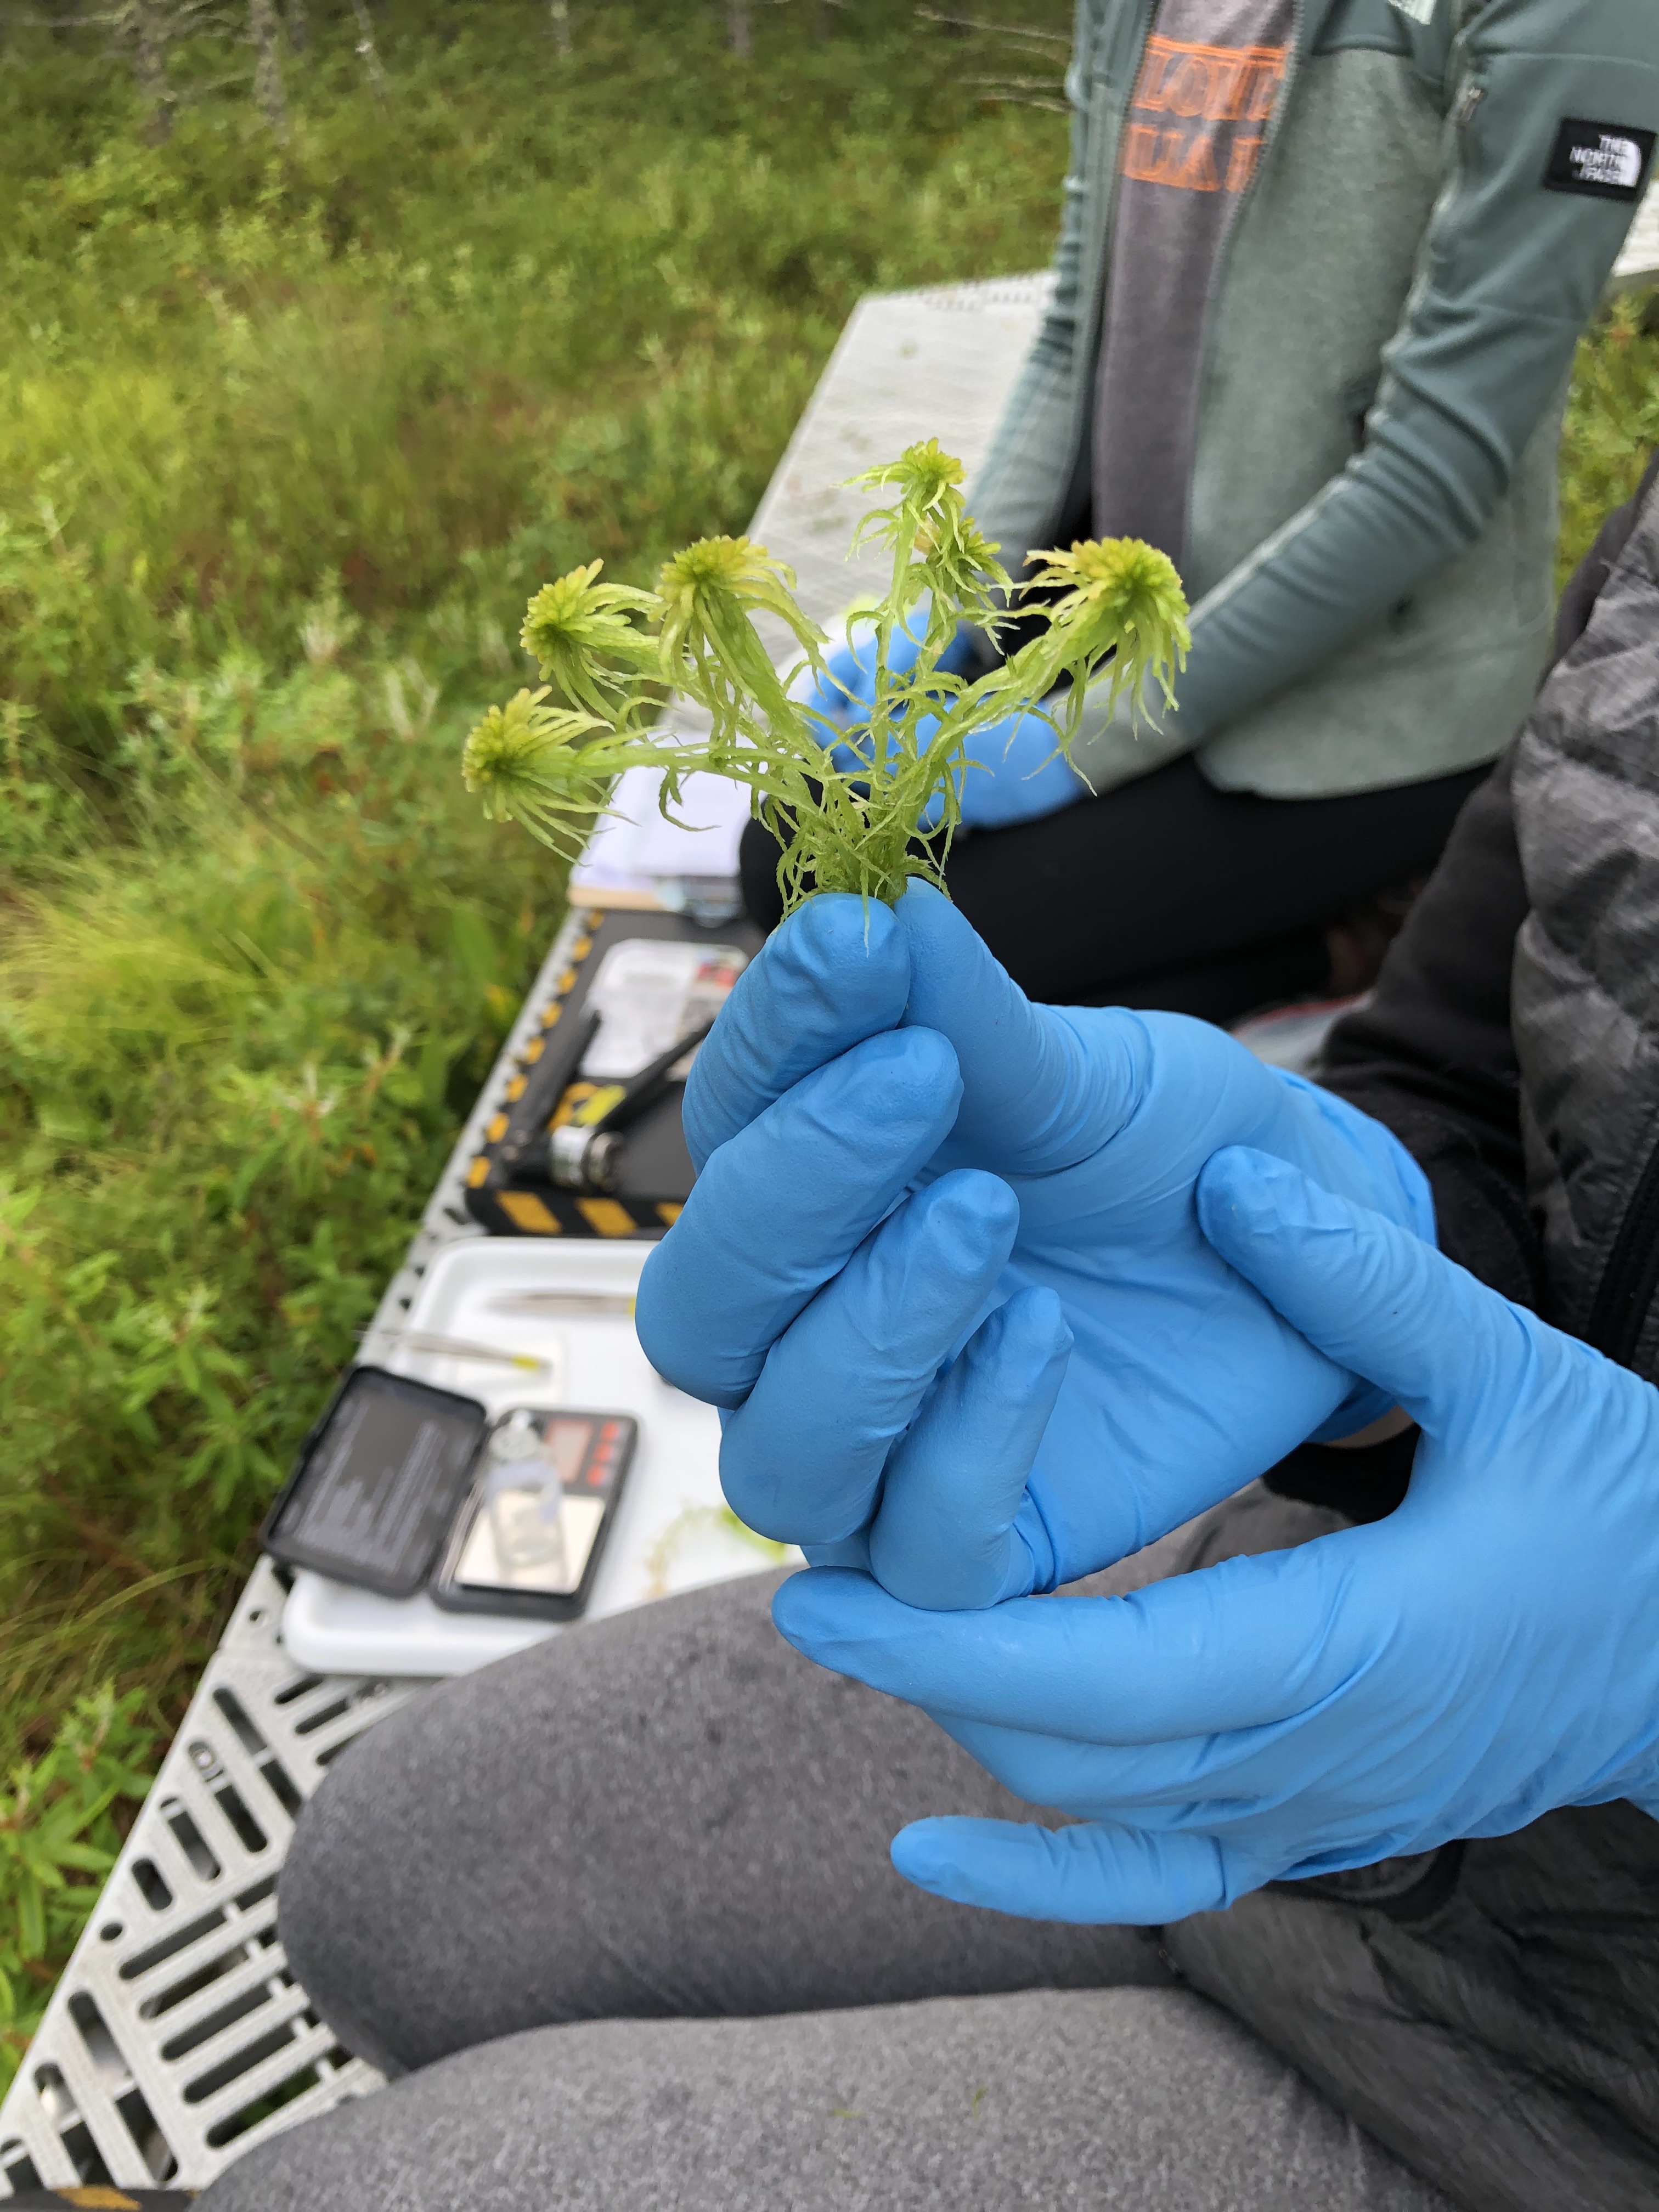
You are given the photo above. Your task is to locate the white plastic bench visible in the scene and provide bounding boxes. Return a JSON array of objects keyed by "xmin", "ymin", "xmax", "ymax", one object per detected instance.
[
  {"xmin": 0, "ymin": 271, "xmax": 1052, "ymax": 2200},
  {"xmin": 8, "ymin": 189, "xmax": 1658, "ymax": 2194}
]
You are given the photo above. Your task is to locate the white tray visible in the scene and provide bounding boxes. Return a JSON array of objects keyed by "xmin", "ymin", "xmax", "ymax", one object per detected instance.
[{"xmin": 280, "ymin": 1238, "xmax": 793, "ymax": 1676}]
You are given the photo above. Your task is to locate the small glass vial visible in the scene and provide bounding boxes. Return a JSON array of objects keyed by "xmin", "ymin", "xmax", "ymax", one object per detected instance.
[{"xmin": 486, "ymin": 1412, "xmax": 567, "ymax": 1576}]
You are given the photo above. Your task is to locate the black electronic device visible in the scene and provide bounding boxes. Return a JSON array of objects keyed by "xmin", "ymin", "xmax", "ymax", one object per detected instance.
[
  {"xmin": 262, "ymin": 1369, "xmax": 635, "ymax": 1622},
  {"xmin": 548, "ymin": 1020, "xmax": 715, "ymax": 1196},
  {"xmin": 464, "ymin": 907, "xmax": 759, "ymax": 1238},
  {"xmin": 262, "ymin": 1367, "xmax": 488, "ymax": 1598},
  {"xmin": 432, "ymin": 1406, "xmax": 637, "ymax": 1621}
]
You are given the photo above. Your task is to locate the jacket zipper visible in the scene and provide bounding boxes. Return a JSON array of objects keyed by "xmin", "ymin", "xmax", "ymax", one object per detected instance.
[
  {"xmin": 1063, "ymin": 0, "xmax": 1305, "ymax": 551},
  {"xmin": 1585, "ymin": 1131, "xmax": 1659, "ymax": 1367},
  {"xmin": 1180, "ymin": 0, "xmax": 1304, "ymax": 560},
  {"xmin": 1058, "ymin": 0, "xmax": 1155, "ymax": 519}
]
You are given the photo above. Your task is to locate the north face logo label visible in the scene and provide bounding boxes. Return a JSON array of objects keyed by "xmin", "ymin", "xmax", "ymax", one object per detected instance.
[
  {"xmin": 1573, "ymin": 136, "xmax": 1641, "ymax": 191},
  {"xmin": 1545, "ymin": 118, "xmax": 1656, "ymax": 202}
]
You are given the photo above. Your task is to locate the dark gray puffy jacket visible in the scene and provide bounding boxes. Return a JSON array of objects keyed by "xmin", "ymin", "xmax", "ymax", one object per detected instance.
[{"xmin": 1161, "ymin": 458, "xmax": 1659, "ymax": 2212}]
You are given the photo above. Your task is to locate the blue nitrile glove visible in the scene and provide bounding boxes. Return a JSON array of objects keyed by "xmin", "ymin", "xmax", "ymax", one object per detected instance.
[
  {"xmin": 634, "ymin": 885, "xmax": 1434, "ymax": 1610},
  {"xmin": 795, "ymin": 611, "xmax": 1082, "ymax": 828},
  {"xmin": 906, "ymin": 706, "xmax": 1087, "ymax": 833},
  {"xmin": 953, "ymin": 708, "xmax": 1087, "ymax": 830},
  {"xmin": 793, "ymin": 603, "xmax": 979, "ymax": 753},
  {"xmin": 772, "ymin": 1148, "xmax": 1659, "ymax": 1924}
]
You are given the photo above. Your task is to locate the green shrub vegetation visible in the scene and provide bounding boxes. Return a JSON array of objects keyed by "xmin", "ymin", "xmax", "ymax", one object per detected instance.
[
  {"xmin": 1, "ymin": 1691, "xmax": 156, "ymax": 2081},
  {"xmin": 1559, "ymin": 292, "xmax": 1659, "ymax": 582},
  {"xmin": 0, "ymin": 0, "xmax": 1078, "ymax": 2077},
  {"xmin": 0, "ymin": 0, "xmax": 1652, "ymax": 2081}
]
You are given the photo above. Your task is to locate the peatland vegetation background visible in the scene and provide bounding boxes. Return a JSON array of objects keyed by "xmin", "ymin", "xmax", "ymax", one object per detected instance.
[{"xmin": 1, "ymin": 0, "xmax": 1656, "ymax": 2081}]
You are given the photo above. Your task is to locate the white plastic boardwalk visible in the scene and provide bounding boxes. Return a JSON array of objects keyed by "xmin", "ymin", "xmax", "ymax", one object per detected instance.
[
  {"xmin": 1618, "ymin": 180, "xmax": 1659, "ymax": 291},
  {"xmin": 0, "ymin": 272, "xmax": 1051, "ymax": 2199},
  {"xmin": 7, "ymin": 202, "xmax": 1659, "ymax": 2196}
]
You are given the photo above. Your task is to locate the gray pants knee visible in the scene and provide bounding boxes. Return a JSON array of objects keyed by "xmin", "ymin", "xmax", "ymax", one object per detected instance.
[
  {"xmin": 200, "ymin": 1499, "xmax": 1451, "ymax": 2210},
  {"xmin": 273, "ymin": 1566, "xmax": 1172, "ymax": 2079}
]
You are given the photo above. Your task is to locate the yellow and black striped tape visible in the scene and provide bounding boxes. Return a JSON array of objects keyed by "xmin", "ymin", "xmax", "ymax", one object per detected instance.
[
  {"xmin": 462, "ymin": 912, "xmax": 688, "ymax": 1240},
  {"xmin": 6, "ymin": 2190, "xmax": 199, "ymax": 2208}
]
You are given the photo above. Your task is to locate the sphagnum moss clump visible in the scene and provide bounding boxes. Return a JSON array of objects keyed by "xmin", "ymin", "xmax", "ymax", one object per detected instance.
[{"xmin": 462, "ymin": 440, "xmax": 1190, "ymax": 912}]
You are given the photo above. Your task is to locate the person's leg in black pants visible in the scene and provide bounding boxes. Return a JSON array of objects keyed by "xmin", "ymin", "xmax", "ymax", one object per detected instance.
[{"xmin": 738, "ymin": 757, "xmax": 1489, "ymax": 1023}]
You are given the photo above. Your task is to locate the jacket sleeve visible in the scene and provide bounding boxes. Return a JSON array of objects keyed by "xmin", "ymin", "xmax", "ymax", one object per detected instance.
[
  {"xmin": 1318, "ymin": 745, "xmax": 1544, "ymax": 1310},
  {"xmin": 1261, "ymin": 737, "xmax": 1536, "ymax": 1520},
  {"xmin": 1263, "ymin": 439, "xmax": 1659, "ymax": 1525},
  {"xmin": 1074, "ymin": 0, "xmax": 1659, "ymax": 783},
  {"xmin": 1316, "ymin": 445, "xmax": 1659, "ymax": 1308}
]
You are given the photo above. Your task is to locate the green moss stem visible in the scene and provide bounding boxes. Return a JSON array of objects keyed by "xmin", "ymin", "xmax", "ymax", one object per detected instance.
[{"xmin": 463, "ymin": 439, "xmax": 1190, "ymax": 913}]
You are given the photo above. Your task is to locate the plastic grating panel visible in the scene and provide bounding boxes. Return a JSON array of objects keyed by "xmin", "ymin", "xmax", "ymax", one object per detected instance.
[
  {"xmin": 0, "ymin": 270, "xmax": 1056, "ymax": 2192},
  {"xmin": 354, "ymin": 904, "xmax": 601, "ymax": 1371},
  {"xmin": 0, "ymin": 912, "xmax": 596, "ymax": 2198},
  {"xmin": 1614, "ymin": 180, "xmax": 1659, "ymax": 291},
  {"xmin": 0, "ymin": 1558, "xmax": 419, "ymax": 2194},
  {"xmin": 873, "ymin": 270, "xmax": 1055, "ymax": 314}
]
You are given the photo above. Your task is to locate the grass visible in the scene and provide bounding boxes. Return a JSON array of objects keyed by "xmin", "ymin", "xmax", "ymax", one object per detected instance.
[
  {"xmin": 0, "ymin": 0, "xmax": 1654, "ymax": 2084},
  {"xmin": 1558, "ymin": 292, "xmax": 1659, "ymax": 578},
  {"xmin": 0, "ymin": 0, "xmax": 1079, "ymax": 2078}
]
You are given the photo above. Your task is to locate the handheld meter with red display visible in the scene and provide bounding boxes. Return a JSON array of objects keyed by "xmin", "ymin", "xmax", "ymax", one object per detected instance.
[{"xmin": 434, "ymin": 1406, "xmax": 636, "ymax": 1621}]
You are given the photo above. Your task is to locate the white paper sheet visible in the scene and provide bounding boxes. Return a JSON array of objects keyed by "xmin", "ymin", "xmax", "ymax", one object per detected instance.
[{"xmin": 573, "ymin": 765, "xmax": 753, "ymax": 897}]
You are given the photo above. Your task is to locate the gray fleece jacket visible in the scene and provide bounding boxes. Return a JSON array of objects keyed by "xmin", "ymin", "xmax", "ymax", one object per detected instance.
[{"xmin": 970, "ymin": 0, "xmax": 1659, "ymax": 798}]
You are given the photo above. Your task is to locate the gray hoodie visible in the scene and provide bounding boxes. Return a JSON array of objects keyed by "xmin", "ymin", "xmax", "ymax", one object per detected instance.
[{"xmin": 970, "ymin": 0, "xmax": 1659, "ymax": 799}]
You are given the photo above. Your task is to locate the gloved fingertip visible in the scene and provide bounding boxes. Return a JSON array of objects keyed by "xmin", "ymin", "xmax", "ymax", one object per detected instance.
[
  {"xmin": 842, "ymin": 1024, "xmax": 962, "ymax": 1120},
  {"xmin": 1196, "ymin": 1147, "xmax": 1359, "ymax": 1262},
  {"xmin": 892, "ymin": 875, "xmax": 956, "ymax": 923},
  {"xmin": 889, "ymin": 1818, "xmax": 966, "ymax": 1899},
  {"xmin": 946, "ymin": 1287, "xmax": 1071, "ymax": 1426},
  {"xmin": 889, "ymin": 1818, "xmax": 1094, "ymax": 1919},
  {"xmin": 1007, "ymin": 1492, "xmax": 1056, "ymax": 1595},
  {"xmin": 894, "ymin": 1819, "xmax": 1250, "ymax": 1926},
  {"xmin": 770, "ymin": 1564, "xmax": 890, "ymax": 1654},
  {"xmin": 917, "ymin": 1166, "xmax": 1020, "ymax": 1254},
  {"xmin": 1000, "ymin": 1281, "xmax": 1074, "ymax": 1363},
  {"xmin": 683, "ymin": 891, "xmax": 912, "ymax": 1164},
  {"xmin": 1194, "ymin": 1144, "xmax": 1300, "ymax": 1237},
  {"xmin": 778, "ymin": 887, "xmax": 902, "ymax": 971},
  {"xmin": 800, "ymin": 1532, "xmax": 873, "ymax": 1573},
  {"xmin": 892, "ymin": 877, "xmax": 1018, "ymax": 1027}
]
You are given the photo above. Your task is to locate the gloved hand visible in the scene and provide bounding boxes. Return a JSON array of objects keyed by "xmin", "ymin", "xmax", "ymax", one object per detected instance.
[
  {"xmin": 635, "ymin": 885, "xmax": 1434, "ymax": 1609},
  {"xmin": 952, "ymin": 707, "xmax": 1087, "ymax": 830},
  {"xmin": 794, "ymin": 610, "xmax": 1082, "ymax": 831},
  {"xmin": 862, "ymin": 703, "xmax": 1087, "ymax": 834},
  {"xmin": 792, "ymin": 602, "xmax": 979, "ymax": 748},
  {"xmin": 772, "ymin": 1148, "xmax": 1659, "ymax": 1923}
]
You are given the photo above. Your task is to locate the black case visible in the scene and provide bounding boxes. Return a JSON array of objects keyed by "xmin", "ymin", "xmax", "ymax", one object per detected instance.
[
  {"xmin": 261, "ymin": 1366, "xmax": 491, "ymax": 1599},
  {"xmin": 263, "ymin": 1369, "xmax": 636, "ymax": 1623}
]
